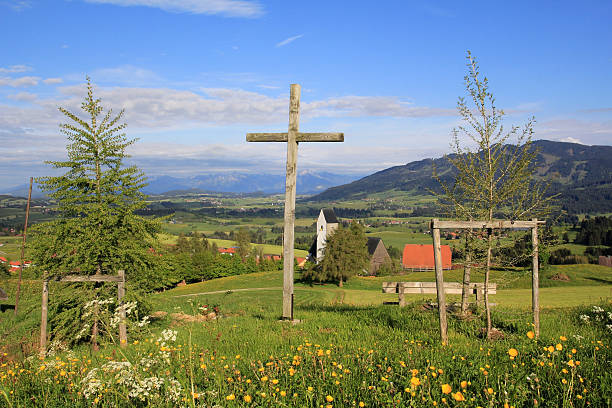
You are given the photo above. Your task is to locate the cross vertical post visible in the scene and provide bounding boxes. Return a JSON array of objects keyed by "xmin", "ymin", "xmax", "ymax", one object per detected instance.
[
  {"xmin": 246, "ymin": 84, "xmax": 344, "ymax": 320},
  {"xmin": 281, "ymin": 84, "xmax": 300, "ymax": 319}
]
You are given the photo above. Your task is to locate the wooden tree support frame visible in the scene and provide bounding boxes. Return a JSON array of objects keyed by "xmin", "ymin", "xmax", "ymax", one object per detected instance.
[
  {"xmin": 40, "ymin": 270, "xmax": 127, "ymax": 358},
  {"xmin": 430, "ymin": 218, "xmax": 545, "ymax": 343}
]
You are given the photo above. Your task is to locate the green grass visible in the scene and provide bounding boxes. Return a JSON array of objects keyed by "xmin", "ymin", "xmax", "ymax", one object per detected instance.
[{"xmin": 1, "ymin": 263, "xmax": 611, "ymax": 407}]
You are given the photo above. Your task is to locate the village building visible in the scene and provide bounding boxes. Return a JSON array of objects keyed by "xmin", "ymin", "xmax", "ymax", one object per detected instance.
[
  {"xmin": 308, "ymin": 208, "xmax": 339, "ymax": 263},
  {"xmin": 402, "ymin": 244, "xmax": 452, "ymax": 271},
  {"xmin": 365, "ymin": 237, "xmax": 392, "ymax": 275}
]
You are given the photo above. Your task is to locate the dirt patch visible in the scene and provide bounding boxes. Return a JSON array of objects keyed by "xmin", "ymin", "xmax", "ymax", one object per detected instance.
[
  {"xmin": 150, "ymin": 311, "xmax": 168, "ymax": 319},
  {"xmin": 170, "ymin": 312, "xmax": 218, "ymax": 325},
  {"xmin": 549, "ymin": 273, "xmax": 571, "ymax": 282},
  {"xmin": 479, "ymin": 327, "xmax": 504, "ymax": 340}
]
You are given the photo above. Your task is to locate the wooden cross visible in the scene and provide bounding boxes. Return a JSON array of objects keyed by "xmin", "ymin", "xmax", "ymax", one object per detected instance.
[{"xmin": 247, "ymin": 84, "xmax": 344, "ymax": 320}]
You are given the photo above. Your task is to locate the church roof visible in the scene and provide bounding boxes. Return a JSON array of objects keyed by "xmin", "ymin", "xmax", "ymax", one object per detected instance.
[
  {"xmin": 367, "ymin": 237, "xmax": 382, "ymax": 255},
  {"xmin": 321, "ymin": 208, "xmax": 338, "ymax": 224}
]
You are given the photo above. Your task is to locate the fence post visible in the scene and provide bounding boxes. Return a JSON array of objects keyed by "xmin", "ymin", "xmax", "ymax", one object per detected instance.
[
  {"xmin": 531, "ymin": 220, "xmax": 540, "ymax": 338},
  {"xmin": 431, "ymin": 219, "xmax": 448, "ymax": 343},
  {"xmin": 117, "ymin": 270, "xmax": 127, "ymax": 347},
  {"xmin": 40, "ymin": 279, "xmax": 48, "ymax": 358}
]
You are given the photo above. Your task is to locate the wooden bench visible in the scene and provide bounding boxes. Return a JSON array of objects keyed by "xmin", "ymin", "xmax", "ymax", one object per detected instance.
[{"xmin": 382, "ymin": 281, "xmax": 496, "ymax": 307}]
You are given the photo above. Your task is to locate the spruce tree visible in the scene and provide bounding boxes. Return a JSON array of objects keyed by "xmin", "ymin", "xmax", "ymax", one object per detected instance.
[{"xmin": 33, "ymin": 77, "xmax": 159, "ymax": 279}]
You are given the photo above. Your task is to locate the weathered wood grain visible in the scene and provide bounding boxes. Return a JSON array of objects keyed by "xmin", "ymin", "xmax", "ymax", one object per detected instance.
[
  {"xmin": 532, "ymin": 219, "xmax": 540, "ymax": 338},
  {"xmin": 59, "ymin": 274, "xmax": 124, "ymax": 283},
  {"xmin": 246, "ymin": 132, "xmax": 344, "ymax": 142},
  {"xmin": 432, "ymin": 221, "xmax": 448, "ymax": 343},
  {"xmin": 432, "ymin": 220, "xmax": 545, "ymax": 229}
]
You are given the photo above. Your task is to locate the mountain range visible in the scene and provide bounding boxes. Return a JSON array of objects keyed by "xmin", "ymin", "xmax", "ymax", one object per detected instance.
[{"xmin": 2, "ymin": 170, "xmax": 363, "ymax": 198}]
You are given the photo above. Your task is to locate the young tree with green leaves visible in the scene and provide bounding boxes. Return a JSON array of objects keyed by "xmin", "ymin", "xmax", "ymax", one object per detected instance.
[
  {"xmin": 234, "ymin": 228, "xmax": 251, "ymax": 261},
  {"xmin": 319, "ymin": 221, "xmax": 369, "ymax": 287},
  {"xmin": 31, "ymin": 78, "xmax": 160, "ymax": 346},
  {"xmin": 435, "ymin": 52, "xmax": 554, "ymax": 338}
]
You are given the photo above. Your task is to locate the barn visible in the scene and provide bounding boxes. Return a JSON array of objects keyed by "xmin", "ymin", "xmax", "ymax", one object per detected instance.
[
  {"xmin": 366, "ymin": 237, "xmax": 392, "ymax": 275},
  {"xmin": 402, "ymin": 244, "xmax": 452, "ymax": 271}
]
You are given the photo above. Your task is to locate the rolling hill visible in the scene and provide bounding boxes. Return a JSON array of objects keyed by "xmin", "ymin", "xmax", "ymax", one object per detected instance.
[{"xmin": 308, "ymin": 140, "xmax": 612, "ymax": 215}]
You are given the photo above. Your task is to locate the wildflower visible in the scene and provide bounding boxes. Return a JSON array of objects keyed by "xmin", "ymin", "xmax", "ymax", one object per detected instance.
[
  {"xmin": 307, "ymin": 386, "xmax": 314, "ymax": 392},
  {"xmin": 560, "ymin": 336, "xmax": 567, "ymax": 341},
  {"xmin": 527, "ymin": 331, "xmax": 535, "ymax": 339},
  {"xmin": 261, "ymin": 376, "xmax": 268, "ymax": 382},
  {"xmin": 460, "ymin": 381, "xmax": 468, "ymax": 388},
  {"xmin": 487, "ymin": 388, "xmax": 494, "ymax": 395},
  {"xmin": 359, "ymin": 402, "xmax": 365, "ymax": 407},
  {"xmin": 556, "ymin": 343, "xmax": 563, "ymax": 351},
  {"xmin": 411, "ymin": 376, "xmax": 421, "ymax": 387},
  {"xmin": 508, "ymin": 348, "xmax": 518, "ymax": 358},
  {"xmin": 226, "ymin": 394, "xmax": 235, "ymax": 401},
  {"xmin": 453, "ymin": 391, "xmax": 465, "ymax": 401},
  {"xmin": 547, "ymin": 346, "xmax": 555, "ymax": 353},
  {"xmin": 441, "ymin": 384, "xmax": 452, "ymax": 394},
  {"xmin": 326, "ymin": 395, "xmax": 334, "ymax": 402},
  {"xmin": 280, "ymin": 391, "xmax": 286, "ymax": 397}
]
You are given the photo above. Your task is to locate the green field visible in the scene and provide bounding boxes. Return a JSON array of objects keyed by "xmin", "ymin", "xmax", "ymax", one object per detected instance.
[{"xmin": 1, "ymin": 261, "xmax": 611, "ymax": 407}]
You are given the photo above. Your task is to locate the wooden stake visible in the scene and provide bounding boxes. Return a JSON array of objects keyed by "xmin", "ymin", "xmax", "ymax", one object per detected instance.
[
  {"xmin": 117, "ymin": 270, "xmax": 127, "ymax": 347},
  {"xmin": 431, "ymin": 219, "xmax": 448, "ymax": 343},
  {"xmin": 14, "ymin": 177, "xmax": 33, "ymax": 315},
  {"xmin": 532, "ymin": 219, "xmax": 540, "ymax": 338},
  {"xmin": 39, "ymin": 279, "xmax": 48, "ymax": 358}
]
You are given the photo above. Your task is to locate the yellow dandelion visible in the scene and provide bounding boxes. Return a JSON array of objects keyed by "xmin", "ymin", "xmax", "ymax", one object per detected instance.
[
  {"xmin": 441, "ymin": 384, "xmax": 452, "ymax": 394},
  {"xmin": 487, "ymin": 388, "xmax": 494, "ymax": 395},
  {"xmin": 556, "ymin": 343, "xmax": 563, "ymax": 351},
  {"xmin": 243, "ymin": 395, "xmax": 252, "ymax": 403},
  {"xmin": 326, "ymin": 395, "xmax": 334, "ymax": 402},
  {"xmin": 508, "ymin": 348, "xmax": 518, "ymax": 358},
  {"xmin": 453, "ymin": 391, "xmax": 465, "ymax": 401},
  {"xmin": 226, "ymin": 394, "xmax": 235, "ymax": 401},
  {"xmin": 411, "ymin": 376, "xmax": 421, "ymax": 387},
  {"xmin": 460, "ymin": 380, "xmax": 468, "ymax": 388}
]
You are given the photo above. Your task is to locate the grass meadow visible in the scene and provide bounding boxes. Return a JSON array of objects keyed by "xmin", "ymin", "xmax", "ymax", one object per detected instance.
[{"xmin": 1, "ymin": 264, "xmax": 611, "ymax": 407}]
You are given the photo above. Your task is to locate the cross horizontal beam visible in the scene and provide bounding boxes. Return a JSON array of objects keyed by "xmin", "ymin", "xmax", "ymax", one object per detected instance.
[
  {"xmin": 431, "ymin": 220, "xmax": 546, "ymax": 230},
  {"xmin": 246, "ymin": 132, "xmax": 344, "ymax": 142}
]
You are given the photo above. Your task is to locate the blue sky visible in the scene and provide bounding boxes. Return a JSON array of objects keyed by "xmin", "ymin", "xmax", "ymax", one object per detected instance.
[{"xmin": 0, "ymin": 0, "xmax": 610, "ymax": 189}]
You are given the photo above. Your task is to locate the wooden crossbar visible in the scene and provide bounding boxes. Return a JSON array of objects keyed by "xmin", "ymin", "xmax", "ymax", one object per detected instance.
[
  {"xmin": 59, "ymin": 274, "xmax": 124, "ymax": 283},
  {"xmin": 431, "ymin": 220, "xmax": 545, "ymax": 230},
  {"xmin": 246, "ymin": 133, "xmax": 344, "ymax": 142}
]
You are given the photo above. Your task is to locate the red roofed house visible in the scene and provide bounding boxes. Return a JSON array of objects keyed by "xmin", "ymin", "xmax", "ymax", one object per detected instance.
[
  {"xmin": 402, "ymin": 244, "xmax": 452, "ymax": 271},
  {"xmin": 9, "ymin": 261, "xmax": 21, "ymax": 271},
  {"xmin": 0, "ymin": 257, "xmax": 7, "ymax": 264},
  {"xmin": 218, "ymin": 248, "xmax": 236, "ymax": 255}
]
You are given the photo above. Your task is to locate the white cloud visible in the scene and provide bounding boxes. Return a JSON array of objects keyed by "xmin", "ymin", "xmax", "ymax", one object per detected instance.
[
  {"xmin": 7, "ymin": 92, "xmax": 37, "ymax": 102},
  {"xmin": 0, "ymin": 65, "xmax": 32, "ymax": 73},
  {"xmin": 276, "ymin": 34, "xmax": 304, "ymax": 47},
  {"xmin": 83, "ymin": 0, "xmax": 264, "ymax": 17},
  {"xmin": 42, "ymin": 77, "xmax": 63, "ymax": 85},
  {"xmin": 1, "ymin": 1, "xmax": 32, "ymax": 11},
  {"xmin": 0, "ymin": 76, "xmax": 39, "ymax": 87}
]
